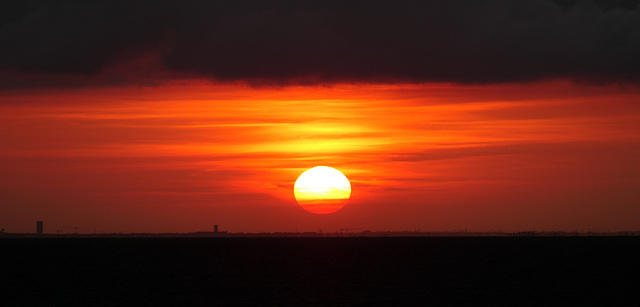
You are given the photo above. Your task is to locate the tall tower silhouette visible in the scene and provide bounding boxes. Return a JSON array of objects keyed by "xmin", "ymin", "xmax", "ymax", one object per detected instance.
[{"xmin": 36, "ymin": 221, "xmax": 43, "ymax": 235}]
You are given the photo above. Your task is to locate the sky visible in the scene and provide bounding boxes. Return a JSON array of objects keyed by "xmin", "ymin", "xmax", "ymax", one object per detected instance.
[{"xmin": 1, "ymin": 0, "xmax": 640, "ymax": 234}]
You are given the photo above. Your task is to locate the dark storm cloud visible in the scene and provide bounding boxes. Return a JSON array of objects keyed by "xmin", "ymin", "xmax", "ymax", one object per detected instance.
[{"xmin": 1, "ymin": 0, "xmax": 640, "ymax": 87}]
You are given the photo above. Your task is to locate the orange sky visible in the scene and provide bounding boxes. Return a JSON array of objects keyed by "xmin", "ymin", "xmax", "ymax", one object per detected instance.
[{"xmin": 1, "ymin": 81, "xmax": 639, "ymax": 233}]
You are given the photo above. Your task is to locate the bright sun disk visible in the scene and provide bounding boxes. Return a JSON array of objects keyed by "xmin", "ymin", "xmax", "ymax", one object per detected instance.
[{"xmin": 294, "ymin": 166, "xmax": 351, "ymax": 214}]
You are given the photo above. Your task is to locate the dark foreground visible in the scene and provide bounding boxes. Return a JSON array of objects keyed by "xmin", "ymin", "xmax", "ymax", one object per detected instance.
[{"xmin": 1, "ymin": 237, "xmax": 639, "ymax": 306}]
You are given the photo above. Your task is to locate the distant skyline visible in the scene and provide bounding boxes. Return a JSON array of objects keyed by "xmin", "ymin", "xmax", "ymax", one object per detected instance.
[{"xmin": 1, "ymin": 1, "xmax": 640, "ymax": 233}]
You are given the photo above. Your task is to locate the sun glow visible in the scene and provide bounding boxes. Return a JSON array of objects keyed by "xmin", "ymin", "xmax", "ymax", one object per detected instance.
[{"xmin": 294, "ymin": 166, "xmax": 351, "ymax": 214}]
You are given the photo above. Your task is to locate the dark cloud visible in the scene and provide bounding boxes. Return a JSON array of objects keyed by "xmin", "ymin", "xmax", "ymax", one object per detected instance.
[{"xmin": 1, "ymin": 0, "xmax": 640, "ymax": 87}]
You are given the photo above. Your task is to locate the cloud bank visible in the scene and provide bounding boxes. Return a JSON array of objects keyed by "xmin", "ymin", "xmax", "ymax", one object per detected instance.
[{"xmin": 1, "ymin": 0, "xmax": 640, "ymax": 87}]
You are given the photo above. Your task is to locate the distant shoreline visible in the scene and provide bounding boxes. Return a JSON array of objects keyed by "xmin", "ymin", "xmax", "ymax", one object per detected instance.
[{"xmin": 2, "ymin": 230, "xmax": 640, "ymax": 238}]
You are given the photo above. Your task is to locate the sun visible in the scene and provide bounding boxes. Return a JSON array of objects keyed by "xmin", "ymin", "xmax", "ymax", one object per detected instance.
[{"xmin": 294, "ymin": 166, "xmax": 351, "ymax": 214}]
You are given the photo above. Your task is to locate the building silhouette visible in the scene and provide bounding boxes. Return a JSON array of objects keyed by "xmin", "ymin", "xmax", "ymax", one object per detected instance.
[
  {"xmin": 214, "ymin": 225, "xmax": 219, "ymax": 233},
  {"xmin": 36, "ymin": 221, "xmax": 43, "ymax": 235}
]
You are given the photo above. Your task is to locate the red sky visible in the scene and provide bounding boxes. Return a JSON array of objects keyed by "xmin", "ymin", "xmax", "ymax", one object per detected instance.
[
  {"xmin": 1, "ymin": 81, "xmax": 639, "ymax": 233},
  {"xmin": 2, "ymin": 1, "xmax": 640, "ymax": 233}
]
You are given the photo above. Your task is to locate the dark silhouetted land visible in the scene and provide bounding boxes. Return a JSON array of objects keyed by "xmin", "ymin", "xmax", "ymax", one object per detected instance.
[
  {"xmin": 2, "ymin": 230, "xmax": 640, "ymax": 238},
  {"xmin": 1, "ymin": 236, "xmax": 639, "ymax": 306}
]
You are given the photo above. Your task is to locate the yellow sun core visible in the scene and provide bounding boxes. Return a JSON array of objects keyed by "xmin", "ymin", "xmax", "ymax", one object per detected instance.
[{"xmin": 294, "ymin": 166, "xmax": 351, "ymax": 214}]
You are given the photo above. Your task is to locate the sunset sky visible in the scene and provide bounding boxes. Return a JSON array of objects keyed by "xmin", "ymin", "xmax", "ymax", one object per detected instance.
[{"xmin": 1, "ymin": 0, "xmax": 639, "ymax": 233}]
